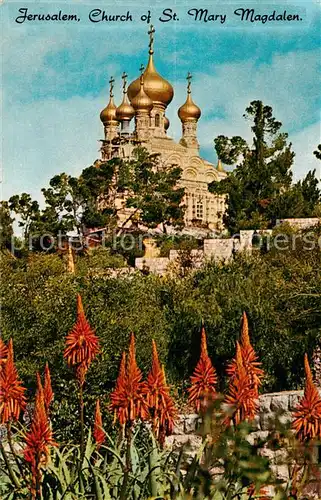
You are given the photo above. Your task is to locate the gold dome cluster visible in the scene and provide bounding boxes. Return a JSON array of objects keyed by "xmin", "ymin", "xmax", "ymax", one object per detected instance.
[
  {"xmin": 100, "ymin": 28, "xmax": 201, "ymax": 127},
  {"xmin": 178, "ymin": 72, "xmax": 201, "ymax": 123}
]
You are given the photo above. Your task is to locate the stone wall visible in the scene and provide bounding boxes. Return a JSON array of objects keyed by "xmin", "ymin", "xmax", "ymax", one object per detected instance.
[
  {"xmin": 135, "ymin": 257, "xmax": 170, "ymax": 274},
  {"xmin": 276, "ymin": 218, "xmax": 320, "ymax": 230},
  {"xmin": 165, "ymin": 390, "xmax": 305, "ymax": 483},
  {"xmin": 134, "ymin": 230, "xmax": 271, "ymax": 274},
  {"xmin": 203, "ymin": 238, "xmax": 238, "ymax": 261},
  {"xmin": 134, "ymin": 220, "xmax": 316, "ymax": 274}
]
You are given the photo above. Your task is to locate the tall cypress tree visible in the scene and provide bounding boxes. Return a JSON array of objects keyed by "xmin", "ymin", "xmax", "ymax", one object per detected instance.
[{"xmin": 210, "ymin": 101, "xmax": 319, "ymax": 232}]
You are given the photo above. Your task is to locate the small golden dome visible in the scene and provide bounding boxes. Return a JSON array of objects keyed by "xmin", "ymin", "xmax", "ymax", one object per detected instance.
[
  {"xmin": 164, "ymin": 116, "xmax": 170, "ymax": 130},
  {"xmin": 116, "ymin": 95, "xmax": 135, "ymax": 121},
  {"xmin": 128, "ymin": 26, "xmax": 173, "ymax": 108},
  {"xmin": 116, "ymin": 72, "xmax": 135, "ymax": 121},
  {"xmin": 131, "ymin": 76, "xmax": 153, "ymax": 113},
  {"xmin": 178, "ymin": 72, "xmax": 201, "ymax": 123},
  {"xmin": 100, "ymin": 97, "xmax": 118, "ymax": 123},
  {"xmin": 100, "ymin": 76, "xmax": 118, "ymax": 124}
]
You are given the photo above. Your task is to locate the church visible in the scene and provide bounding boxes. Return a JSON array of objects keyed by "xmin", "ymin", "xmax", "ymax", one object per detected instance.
[{"xmin": 98, "ymin": 26, "xmax": 227, "ymax": 230}]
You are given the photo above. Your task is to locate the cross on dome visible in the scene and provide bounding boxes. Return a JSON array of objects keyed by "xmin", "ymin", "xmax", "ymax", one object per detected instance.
[
  {"xmin": 187, "ymin": 72, "xmax": 192, "ymax": 93},
  {"xmin": 109, "ymin": 76, "xmax": 115, "ymax": 97},
  {"xmin": 127, "ymin": 26, "xmax": 174, "ymax": 108},
  {"xmin": 148, "ymin": 24, "xmax": 155, "ymax": 54},
  {"xmin": 121, "ymin": 72, "xmax": 128, "ymax": 93}
]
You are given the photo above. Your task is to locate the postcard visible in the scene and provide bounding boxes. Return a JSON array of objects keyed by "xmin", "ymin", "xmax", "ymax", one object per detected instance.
[{"xmin": 1, "ymin": 1, "xmax": 321, "ymax": 498}]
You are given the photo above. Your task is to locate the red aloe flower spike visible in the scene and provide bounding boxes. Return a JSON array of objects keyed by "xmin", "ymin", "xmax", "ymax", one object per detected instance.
[
  {"xmin": 93, "ymin": 399, "xmax": 105, "ymax": 449},
  {"xmin": 240, "ymin": 311, "xmax": 250, "ymax": 347},
  {"xmin": 36, "ymin": 372, "xmax": 44, "ymax": 400},
  {"xmin": 292, "ymin": 354, "xmax": 321, "ymax": 442},
  {"xmin": 188, "ymin": 326, "xmax": 217, "ymax": 413},
  {"xmin": 110, "ymin": 352, "xmax": 126, "ymax": 425},
  {"xmin": 0, "ymin": 338, "xmax": 8, "ymax": 373},
  {"xmin": 64, "ymin": 294, "xmax": 100, "ymax": 386},
  {"xmin": 77, "ymin": 293, "xmax": 84, "ymax": 316},
  {"xmin": 304, "ymin": 352, "xmax": 313, "ymax": 385},
  {"xmin": 110, "ymin": 334, "xmax": 149, "ymax": 426},
  {"xmin": 43, "ymin": 363, "xmax": 54, "ymax": 412},
  {"xmin": 146, "ymin": 340, "xmax": 177, "ymax": 444},
  {"xmin": 0, "ymin": 339, "xmax": 27, "ymax": 424},
  {"xmin": 226, "ymin": 312, "xmax": 264, "ymax": 393},
  {"xmin": 126, "ymin": 333, "xmax": 149, "ymax": 422},
  {"xmin": 24, "ymin": 373, "xmax": 56, "ymax": 498},
  {"xmin": 224, "ymin": 342, "xmax": 258, "ymax": 426},
  {"xmin": 147, "ymin": 340, "xmax": 163, "ymax": 410}
]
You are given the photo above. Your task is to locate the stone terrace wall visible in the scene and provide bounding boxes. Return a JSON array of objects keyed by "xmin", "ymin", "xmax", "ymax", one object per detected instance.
[
  {"xmin": 165, "ymin": 390, "xmax": 305, "ymax": 483},
  {"xmin": 135, "ymin": 230, "xmax": 274, "ymax": 274},
  {"xmin": 276, "ymin": 218, "xmax": 320, "ymax": 230}
]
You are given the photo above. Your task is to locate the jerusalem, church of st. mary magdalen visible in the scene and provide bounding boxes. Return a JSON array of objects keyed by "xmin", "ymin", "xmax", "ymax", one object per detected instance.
[{"xmin": 97, "ymin": 26, "xmax": 227, "ymax": 230}]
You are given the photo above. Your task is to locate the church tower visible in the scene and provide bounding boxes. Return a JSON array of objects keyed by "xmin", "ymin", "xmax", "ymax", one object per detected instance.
[
  {"xmin": 116, "ymin": 72, "xmax": 135, "ymax": 136},
  {"xmin": 127, "ymin": 25, "xmax": 173, "ymax": 138},
  {"xmin": 97, "ymin": 26, "xmax": 227, "ymax": 230},
  {"xmin": 100, "ymin": 77, "xmax": 119, "ymax": 142},
  {"xmin": 131, "ymin": 71, "xmax": 153, "ymax": 141},
  {"xmin": 178, "ymin": 73, "xmax": 201, "ymax": 151}
]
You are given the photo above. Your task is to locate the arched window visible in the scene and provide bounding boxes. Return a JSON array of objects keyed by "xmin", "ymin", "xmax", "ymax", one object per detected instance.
[{"xmin": 155, "ymin": 114, "xmax": 160, "ymax": 127}]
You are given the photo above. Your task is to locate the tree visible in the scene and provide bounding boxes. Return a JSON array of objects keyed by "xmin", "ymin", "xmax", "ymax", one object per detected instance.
[
  {"xmin": 41, "ymin": 149, "xmax": 185, "ymax": 237},
  {"xmin": 210, "ymin": 101, "xmax": 296, "ymax": 232},
  {"xmin": 8, "ymin": 148, "xmax": 185, "ymax": 250},
  {"xmin": 79, "ymin": 159, "xmax": 119, "ymax": 231},
  {"xmin": 41, "ymin": 167, "xmax": 117, "ymax": 237},
  {"xmin": 116, "ymin": 148, "xmax": 185, "ymax": 234},
  {"xmin": 313, "ymin": 144, "xmax": 321, "ymax": 161},
  {"xmin": 41, "ymin": 174, "xmax": 83, "ymax": 236},
  {"xmin": 267, "ymin": 169, "xmax": 320, "ymax": 222},
  {"xmin": 0, "ymin": 202, "xmax": 14, "ymax": 250},
  {"xmin": 8, "ymin": 193, "xmax": 41, "ymax": 241}
]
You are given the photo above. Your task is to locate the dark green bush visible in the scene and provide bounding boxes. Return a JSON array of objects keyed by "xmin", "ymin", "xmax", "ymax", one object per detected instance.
[{"xmin": 1, "ymin": 227, "xmax": 320, "ymax": 438}]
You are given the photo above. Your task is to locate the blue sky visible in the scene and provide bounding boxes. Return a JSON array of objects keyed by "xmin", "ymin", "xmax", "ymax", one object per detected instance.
[{"xmin": 1, "ymin": 0, "xmax": 320, "ymax": 204}]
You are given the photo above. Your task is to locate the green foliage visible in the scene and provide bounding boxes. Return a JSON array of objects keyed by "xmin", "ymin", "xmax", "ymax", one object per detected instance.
[
  {"xmin": 313, "ymin": 144, "xmax": 321, "ymax": 160},
  {"xmin": 158, "ymin": 235, "xmax": 201, "ymax": 257},
  {"xmin": 117, "ymin": 147, "xmax": 185, "ymax": 233},
  {"xmin": 7, "ymin": 148, "xmax": 186, "ymax": 252},
  {"xmin": 210, "ymin": 101, "xmax": 320, "ymax": 233},
  {"xmin": 75, "ymin": 247, "xmax": 126, "ymax": 276},
  {"xmin": 8, "ymin": 193, "xmax": 41, "ymax": 241},
  {"xmin": 0, "ymin": 201, "xmax": 14, "ymax": 250},
  {"xmin": 1, "ymin": 408, "xmax": 319, "ymax": 499},
  {"xmin": 1, "ymin": 227, "xmax": 321, "ymax": 436},
  {"xmin": 266, "ymin": 170, "xmax": 321, "ymax": 222}
]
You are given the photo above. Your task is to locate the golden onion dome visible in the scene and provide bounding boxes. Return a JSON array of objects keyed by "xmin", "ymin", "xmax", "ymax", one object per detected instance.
[
  {"xmin": 131, "ymin": 76, "xmax": 153, "ymax": 113},
  {"xmin": 116, "ymin": 93, "xmax": 135, "ymax": 122},
  {"xmin": 128, "ymin": 55, "xmax": 174, "ymax": 108},
  {"xmin": 116, "ymin": 71, "xmax": 135, "ymax": 122},
  {"xmin": 128, "ymin": 26, "xmax": 173, "ymax": 108},
  {"xmin": 164, "ymin": 116, "xmax": 170, "ymax": 130},
  {"xmin": 100, "ymin": 96, "xmax": 118, "ymax": 123},
  {"xmin": 178, "ymin": 72, "xmax": 201, "ymax": 122}
]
